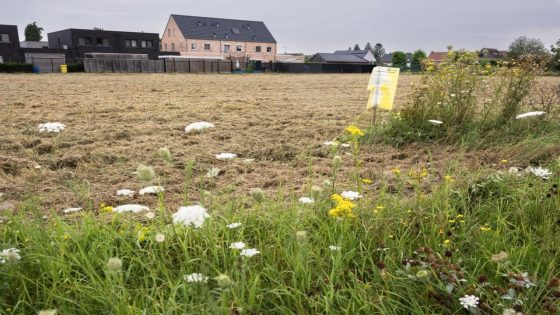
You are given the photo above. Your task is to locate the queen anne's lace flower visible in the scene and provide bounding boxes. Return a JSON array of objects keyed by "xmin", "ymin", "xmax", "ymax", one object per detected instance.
[
  {"xmin": 184, "ymin": 273, "xmax": 209, "ymax": 283},
  {"xmin": 240, "ymin": 248, "xmax": 260, "ymax": 257},
  {"xmin": 0, "ymin": 247, "xmax": 21, "ymax": 264},
  {"xmin": 341, "ymin": 191, "xmax": 362, "ymax": 200},
  {"xmin": 113, "ymin": 204, "xmax": 149, "ymax": 213},
  {"xmin": 226, "ymin": 222, "xmax": 242, "ymax": 229},
  {"xmin": 172, "ymin": 205, "xmax": 210, "ymax": 228},
  {"xmin": 526, "ymin": 166, "xmax": 552, "ymax": 180},
  {"xmin": 229, "ymin": 242, "xmax": 246, "ymax": 249},
  {"xmin": 298, "ymin": 197, "xmax": 315, "ymax": 204},
  {"xmin": 459, "ymin": 295, "xmax": 479, "ymax": 309}
]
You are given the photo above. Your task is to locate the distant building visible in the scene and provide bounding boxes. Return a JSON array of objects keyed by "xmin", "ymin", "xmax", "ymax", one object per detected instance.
[
  {"xmin": 161, "ymin": 14, "xmax": 277, "ymax": 62},
  {"xmin": 381, "ymin": 52, "xmax": 412, "ymax": 67},
  {"xmin": 428, "ymin": 51, "xmax": 448, "ymax": 64},
  {"xmin": 333, "ymin": 50, "xmax": 376, "ymax": 63},
  {"xmin": 478, "ymin": 48, "xmax": 507, "ymax": 63},
  {"xmin": 275, "ymin": 53, "xmax": 304, "ymax": 63},
  {"xmin": 0, "ymin": 24, "xmax": 21, "ymax": 63},
  {"xmin": 20, "ymin": 41, "xmax": 49, "ymax": 49},
  {"xmin": 308, "ymin": 53, "xmax": 370, "ymax": 64},
  {"xmin": 47, "ymin": 28, "xmax": 160, "ymax": 59}
]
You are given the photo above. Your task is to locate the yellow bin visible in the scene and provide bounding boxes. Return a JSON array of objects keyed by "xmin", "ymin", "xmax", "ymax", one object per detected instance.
[{"xmin": 60, "ymin": 64, "xmax": 68, "ymax": 74}]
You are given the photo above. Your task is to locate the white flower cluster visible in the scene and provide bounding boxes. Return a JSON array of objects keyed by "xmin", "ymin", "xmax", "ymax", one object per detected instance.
[
  {"xmin": 184, "ymin": 273, "xmax": 209, "ymax": 283},
  {"xmin": 38, "ymin": 122, "xmax": 65, "ymax": 133},
  {"xmin": 113, "ymin": 204, "xmax": 149, "ymax": 213},
  {"xmin": 0, "ymin": 247, "xmax": 21, "ymax": 264},
  {"xmin": 172, "ymin": 205, "xmax": 210, "ymax": 228},
  {"xmin": 341, "ymin": 191, "xmax": 362, "ymax": 200},
  {"xmin": 458, "ymin": 295, "xmax": 479, "ymax": 309}
]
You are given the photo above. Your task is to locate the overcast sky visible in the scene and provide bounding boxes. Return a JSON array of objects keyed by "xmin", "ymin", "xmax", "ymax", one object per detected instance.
[{"xmin": 2, "ymin": 0, "xmax": 559, "ymax": 54}]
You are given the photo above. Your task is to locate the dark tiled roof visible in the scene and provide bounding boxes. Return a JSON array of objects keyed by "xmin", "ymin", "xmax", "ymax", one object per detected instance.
[
  {"xmin": 479, "ymin": 48, "xmax": 505, "ymax": 59},
  {"xmin": 333, "ymin": 50, "xmax": 371, "ymax": 59},
  {"xmin": 171, "ymin": 14, "xmax": 276, "ymax": 43},
  {"xmin": 310, "ymin": 53, "xmax": 369, "ymax": 63}
]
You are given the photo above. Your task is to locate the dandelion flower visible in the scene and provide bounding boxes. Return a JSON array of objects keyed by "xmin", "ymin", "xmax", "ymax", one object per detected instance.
[
  {"xmin": 62, "ymin": 207, "xmax": 82, "ymax": 214},
  {"xmin": 443, "ymin": 239, "xmax": 451, "ymax": 245},
  {"xmin": 428, "ymin": 120, "xmax": 443, "ymax": 125},
  {"xmin": 345, "ymin": 125, "xmax": 364, "ymax": 137},
  {"xmin": 515, "ymin": 111, "xmax": 545, "ymax": 120},
  {"xmin": 229, "ymin": 242, "xmax": 246, "ymax": 249},
  {"xmin": 113, "ymin": 204, "xmax": 149, "ymax": 213},
  {"xmin": 240, "ymin": 248, "xmax": 260, "ymax": 257},
  {"xmin": 206, "ymin": 167, "xmax": 221, "ymax": 178},
  {"xmin": 155, "ymin": 233, "xmax": 165, "ymax": 243},
  {"xmin": 458, "ymin": 295, "xmax": 479, "ymax": 309},
  {"xmin": 526, "ymin": 166, "xmax": 552, "ymax": 180},
  {"xmin": 106, "ymin": 257, "xmax": 123, "ymax": 272},
  {"xmin": 226, "ymin": 222, "xmax": 242, "ymax": 229},
  {"xmin": 0, "ymin": 248, "xmax": 21, "ymax": 264},
  {"xmin": 329, "ymin": 245, "xmax": 342, "ymax": 251},
  {"xmin": 340, "ymin": 191, "xmax": 362, "ymax": 200},
  {"xmin": 38, "ymin": 122, "xmax": 65, "ymax": 133},
  {"xmin": 298, "ymin": 197, "xmax": 314, "ymax": 204},
  {"xmin": 116, "ymin": 189, "xmax": 135, "ymax": 197},
  {"xmin": 216, "ymin": 153, "xmax": 237, "ymax": 160},
  {"xmin": 185, "ymin": 121, "xmax": 215, "ymax": 133},
  {"xmin": 184, "ymin": 273, "xmax": 209, "ymax": 283},
  {"xmin": 172, "ymin": 205, "xmax": 210, "ymax": 228}
]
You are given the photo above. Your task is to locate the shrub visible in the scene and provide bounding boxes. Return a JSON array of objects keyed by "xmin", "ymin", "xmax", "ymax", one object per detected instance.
[
  {"xmin": 66, "ymin": 63, "xmax": 84, "ymax": 73},
  {"xmin": 0, "ymin": 63, "xmax": 34, "ymax": 73}
]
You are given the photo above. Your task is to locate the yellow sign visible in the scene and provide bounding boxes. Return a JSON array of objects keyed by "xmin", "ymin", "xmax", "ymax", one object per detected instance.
[{"xmin": 366, "ymin": 67, "xmax": 400, "ymax": 111}]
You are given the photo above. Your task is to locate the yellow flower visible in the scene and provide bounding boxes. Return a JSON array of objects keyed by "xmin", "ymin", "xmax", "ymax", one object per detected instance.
[
  {"xmin": 63, "ymin": 233, "xmax": 70, "ymax": 240},
  {"xmin": 391, "ymin": 168, "xmax": 401, "ymax": 175},
  {"xmin": 480, "ymin": 225, "xmax": 491, "ymax": 232},
  {"xmin": 373, "ymin": 205, "xmax": 384, "ymax": 214},
  {"xmin": 500, "ymin": 159, "xmax": 508, "ymax": 164},
  {"xmin": 448, "ymin": 219, "xmax": 456, "ymax": 223},
  {"xmin": 328, "ymin": 194, "xmax": 356, "ymax": 218},
  {"xmin": 420, "ymin": 168, "xmax": 428, "ymax": 178},
  {"xmin": 99, "ymin": 203, "xmax": 113, "ymax": 213},
  {"xmin": 443, "ymin": 239, "xmax": 451, "ymax": 245},
  {"xmin": 361, "ymin": 178, "xmax": 373, "ymax": 184},
  {"xmin": 444, "ymin": 175, "xmax": 454, "ymax": 182},
  {"xmin": 345, "ymin": 125, "xmax": 364, "ymax": 137},
  {"xmin": 456, "ymin": 214, "xmax": 464, "ymax": 219}
]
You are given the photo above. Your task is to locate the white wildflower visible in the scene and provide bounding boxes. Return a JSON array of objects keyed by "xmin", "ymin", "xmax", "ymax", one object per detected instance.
[
  {"xmin": 113, "ymin": 204, "xmax": 149, "ymax": 213},
  {"xmin": 329, "ymin": 245, "xmax": 342, "ymax": 251},
  {"xmin": 526, "ymin": 166, "xmax": 552, "ymax": 180},
  {"xmin": 184, "ymin": 273, "xmax": 209, "ymax": 283},
  {"xmin": 226, "ymin": 222, "xmax": 242, "ymax": 229},
  {"xmin": 62, "ymin": 207, "xmax": 82, "ymax": 214},
  {"xmin": 428, "ymin": 119, "xmax": 443, "ymax": 125},
  {"xmin": 216, "ymin": 153, "xmax": 237, "ymax": 160},
  {"xmin": 515, "ymin": 111, "xmax": 545, "ymax": 120},
  {"xmin": 155, "ymin": 233, "xmax": 165, "ymax": 243},
  {"xmin": 298, "ymin": 197, "xmax": 315, "ymax": 204},
  {"xmin": 185, "ymin": 121, "xmax": 214, "ymax": 133},
  {"xmin": 0, "ymin": 247, "xmax": 21, "ymax": 264},
  {"xmin": 229, "ymin": 242, "xmax": 246, "ymax": 249},
  {"xmin": 38, "ymin": 122, "xmax": 65, "ymax": 133},
  {"xmin": 240, "ymin": 248, "xmax": 260, "ymax": 257},
  {"xmin": 116, "ymin": 189, "xmax": 135, "ymax": 197},
  {"xmin": 459, "ymin": 295, "xmax": 479, "ymax": 309},
  {"xmin": 172, "ymin": 205, "xmax": 210, "ymax": 228},
  {"xmin": 139, "ymin": 186, "xmax": 164, "ymax": 195},
  {"xmin": 341, "ymin": 191, "xmax": 362, "ymax": 200},
  {"xmin": 206, "ymin": 167, "xmax": 221, "ymax": 178}
]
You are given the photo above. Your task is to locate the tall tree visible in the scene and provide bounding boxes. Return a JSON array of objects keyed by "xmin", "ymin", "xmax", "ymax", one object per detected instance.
[
  {"xmin": 411, "ymin": 49, "xmax": 427, "ymax": 70},
  {"xmin": 364, "ymin": 42, "xmax": 373, "ymax": 52},
  {"xmin": 392, "ymin": 51, "xmax": 408, "ymax": 68},
  {"xmin": 508, "ymin": 36, "xmax": 549, "ymax": 61},
  {"xmin": 551, "ymin": 39, "xmax": 560, "ymax": 71},
  {"xmin": 353, "ymin": 44, "xmax": 361, "ymax": 51},
  {"xmin": 372, "ymin": 43, "xmax": 385, "ymax": 65},
  {"xmin": 24, "ymin": 22, "xmax": 43, "ymax": 41}
]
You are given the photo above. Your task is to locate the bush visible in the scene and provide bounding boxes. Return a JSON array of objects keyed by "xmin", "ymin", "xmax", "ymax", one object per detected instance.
[
  {"xmin": 0, "ymin": 63, "xmax": 34, "ymax": 73},
  {"xmin": 66, "ymin": 63, "xmax": 84, "ymax": 73}
]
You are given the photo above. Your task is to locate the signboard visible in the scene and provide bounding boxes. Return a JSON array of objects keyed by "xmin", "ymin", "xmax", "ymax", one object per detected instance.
[{"xmin": 366, "ymin": 67, "xmax": 400, "ymax": 111}]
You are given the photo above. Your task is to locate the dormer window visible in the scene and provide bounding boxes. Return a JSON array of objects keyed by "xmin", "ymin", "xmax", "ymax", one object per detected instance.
[
  {"xmin": 224, "ymin": 34, "xmax": 228, "ymax": 39},
  {"xmin": 212, "ymin": 33, "xmax": 216, "ymax": 38}
]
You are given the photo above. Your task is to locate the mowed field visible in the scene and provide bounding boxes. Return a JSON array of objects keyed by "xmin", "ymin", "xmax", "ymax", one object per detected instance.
[{"xmin": 0, "ymin": 73, "xmax": 557, "ymax": 211}]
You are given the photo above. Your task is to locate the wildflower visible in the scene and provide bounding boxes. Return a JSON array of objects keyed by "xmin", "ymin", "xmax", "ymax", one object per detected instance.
[
  {"xmin": 117, "ymin": 189, "xmax": 135, "ymax": 197},
  {"xmin": 206, "ymin": 167, "xmax": 221, "ymax": 178},
  {"xmin": 240, "ymin": 248, "xmax": 260, "ymax": 257},
  {"xmin": 420, "ymin": 168, "xmax": 428, "ymax": 178},
  {"xmin": 526, "ymin": 166, "xmax": 552, "ymax": 180},
  {"xmin": 38, "ymin": 310, "xmax": 58, "ymax": 315},
  {"xmin": 448, "ymin": 219, "xmax": 456, "ymax": 223},
  {"xmin": 214, "ymin": 274, "xmax": 233, "ymax": 288},
  {"xmin": 391, "ymin": 168, "xmax": 401, "ymax": 175},
  {"xmin": 229, "ymin": 242, "xmax": 246, "ymax": 249},
  {"xmin": 226, "ymin": 222, "xmax": 242, "ymax": 229},
  {"xmin": 157, "ymin": 147, "xmax": 172, "ymax": 163},
  {"xmin": 136, "ymin": 225, "xmax": 149, "ymax": 242},
  {"xmin": 329, "ymin": 245, "xmax": 342, "ymax": 251},
  {"xmin": 515, "ymin": 111, "xmax": 545, "ymax": 120},
  {"xmin": 63, "ymin": 207, "xmax": 82, "ymax": 214},
  {"xmin": 296, "ymin": 231, "xmax": 307, "ymax": 244},
  {"xmin": 249, "ymin": 188, "xmax": 264, "ymax": 202},
  {"xmin": 428, "ymin": 119, "xmax": 443, "ymax": 125},
  {"xmin": 106, "ymin": 257, "xmax": 123, "ymax": 272},
  {"xmin": 172, "ymin": 205, "xmax": 210, "ymax": 228},
  {"xmin": 444, "ymin": 175, "xmax": 454, "ymax": 182},
  {"xmin": 0, "ymin": 248, "xmax": 21, "ymax": 264},
  {"xmin": 340, "ymin": 191, "xmax": 362, "ymax": 200},
  {"xmin": 329, "ymin": 194, "xmax": 356, "ymax": 218},
  {"xmin": 184, "ymin": 121, "xmax": 214, "ymax": 133},
  {"xmin": 136, "ymin": 164, "xmax": 155, "ymax": 181},
  {"xmin": 361, "ymin": 178, "xmax": 373, "ymax": 184},
  {"xmin": 491, "ymin": 251, "xmax": 508, "ymax": 262},
  {"xmin": 443, "ymin": 239, "xmax": 451, "ymax": 246},
  {"xmin": 459, "ymin": 295, "xmax": 479, "ymax": 309},
  {"xmin": 139, "ymin": 186, "xmax": 164, "ymax": 195},
  {"xmin": 373, "ymin": 205, "xmax": 384, "ymax": 214},
  {"xmin": 480, "ymin": 225, "xmax": 491, "ymax": 232},
  {"xmin": 500, "ymin": 159, "xmax": 509, "ymax": 164},
  {"xmin": 345, "ymin": 125, "xmax": 364, "ymax": 137},
  {"xmin": 63, "ymin": 233, "xmax": 70, "ymax": 240},
  {"xmin": 38, "ymin": 122, "xmax": 65, "ymax": 133},
  {"xmin": 184, "ymin": 273, "xmax": 208, "ymax": 283},
  {"xmin": 298, "ymin": 197, "xmax": 314, "ymax": 204},
  {"xmin": 145, "ymin": 211, "xmax": 156, "ymax": 219},
  {"xmin": 155, "ymin": 233, "xmax": 165, "ymax": 243},
  {"xmin": 332, "ymin": 155, "xmax": 342, "ymax": 168},
  {"xmin": 113, "ymin": 204, "xmax": 149, "ymax": 213},
  {"xmin": 216, "ymin": 153, "xmax": 237, "ymax": 160}
]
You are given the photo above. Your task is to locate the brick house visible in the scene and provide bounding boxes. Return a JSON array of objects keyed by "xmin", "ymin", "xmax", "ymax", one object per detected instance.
[
  {"xmin": 161, "ymin": 15, "xmax": 277, "ymax": 62},
  {"xmin": 427, "ymin": 51, "xmax": 448, "ymax": 64}
]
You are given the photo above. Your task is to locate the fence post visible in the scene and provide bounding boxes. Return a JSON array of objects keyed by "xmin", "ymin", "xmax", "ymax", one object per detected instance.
[
  {"xmin": 51, "ymin": 58, "xmax": 54, "ymax": 73},
  {"xmin": 203, "ymin": 60, "xmax": 206, "ymax": 74}
]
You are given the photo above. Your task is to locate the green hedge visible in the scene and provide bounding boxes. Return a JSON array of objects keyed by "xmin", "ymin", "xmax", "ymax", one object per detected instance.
[{"xmin": 0, "ymin": 63, "xmax": 34, "ymax": 73}]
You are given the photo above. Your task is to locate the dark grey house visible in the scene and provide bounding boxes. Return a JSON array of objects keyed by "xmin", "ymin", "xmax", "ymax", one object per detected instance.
[
  {"xmin": 333, "ymin": 50, "xmax": 376, "ymax": 63},
  {"xmin": 47, "ymin": 28, "xmax": 161, "ymax": 59},
  {"xmin": 0, "ymin": 24, "xmax": 21, "ymax": 63},
  {"xmin": 309, "ymin": 53, "xmax": 370, "ymax": 64}
]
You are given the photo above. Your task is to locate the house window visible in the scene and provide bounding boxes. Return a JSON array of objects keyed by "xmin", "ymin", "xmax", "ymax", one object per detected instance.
[
  {"xmin": 173, "ymin": 28, "xmax": 176, "ymax": 36},
  {"xmin": 141, "ymin": 40, "xmax": 153, "ymax": 48},
  {"xmin": 125, "ymin": 40, "xmax": 138, "ymax": 48},
  {"xmin": 255, "ymin": 46, "xmax": 261, "ymax": 53},
  {"xmin": 0, "ymin": 34, "xmax": 10, "ymax": 43},
  {"xmin": 164, "ymin": 43, "xmax": 168, "ymax": 50},
  {"xmin": 168, "ymin": 29, "xmax": 171, "ymax": 37},
  {"xmin": 236, "ymin": 45, "xmax": 242, "ymax": 52},
  {"xmin": 171, "ymin": 43, "xmax": 175, "ymax": 51},
  {"xmin": 0, "ymin": 56, "xmax": 3, "ymax": 63},
  {"xmin": 224, "ymin": 44, "xmax": 230, "ymax": 53},
  {"xmin": 102, "ymin": 38, "xmax": 110, "ymax": 47},
  {"xmin": 78, "ymin": 37, "xmax": 92, "ymax": 46},
  {"xmin": 191, "ymin": 43, "xmax": 197, "ymax": 50},
  {"xmin": 204, "ymin": 43, "xmax": 211, "ymax": 51},
  {"xmin": 96, "ymin": 38, "xmax": 109, "ymax": 47},
  {"xmin": 267, "ymin": 46, "xmax": 272, "ymax": 53}
]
